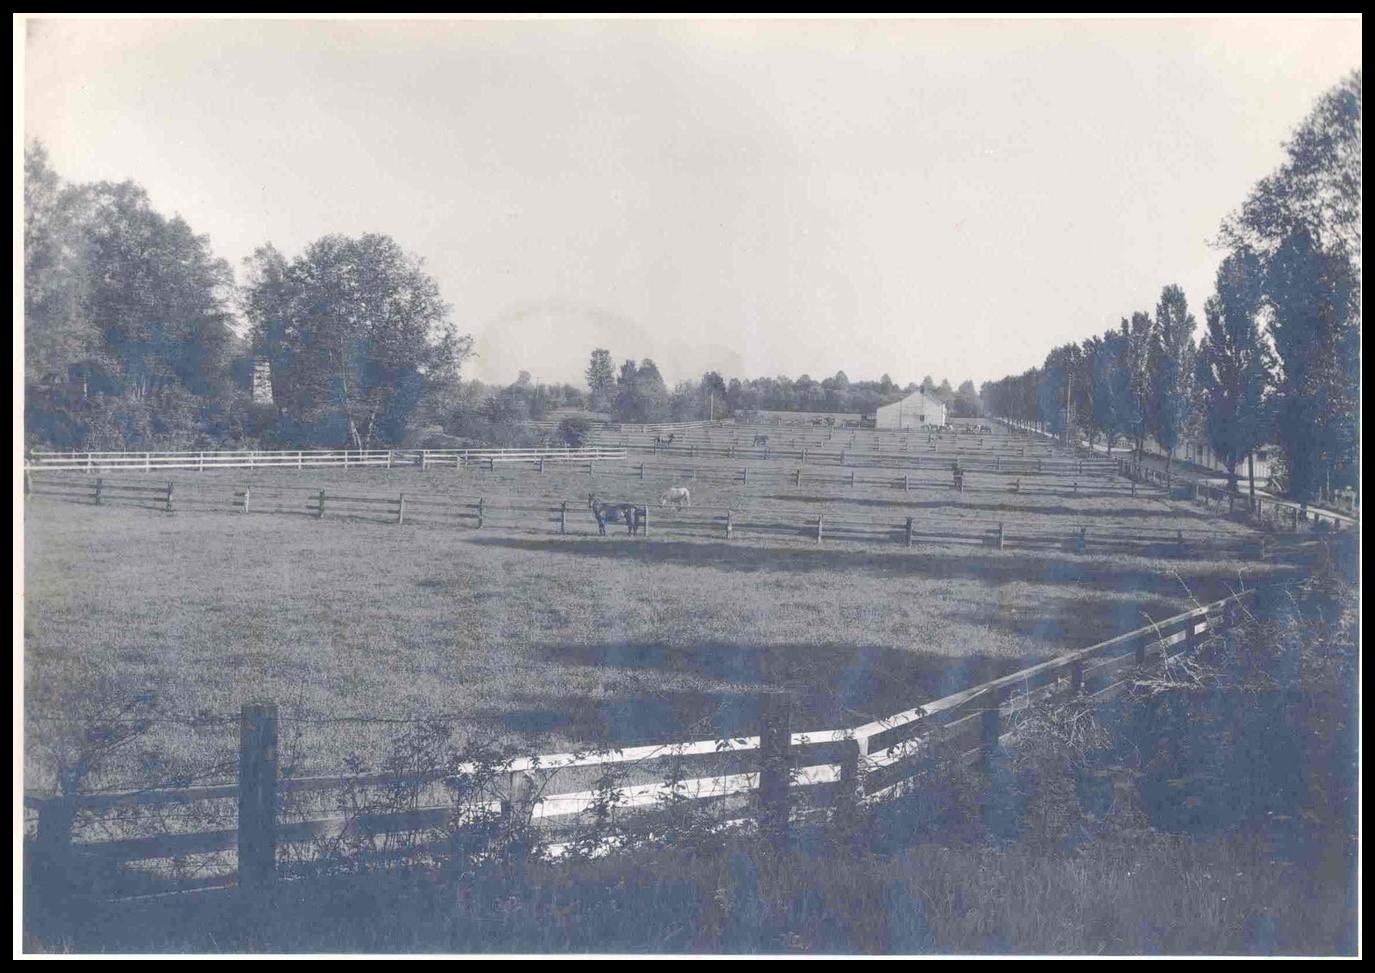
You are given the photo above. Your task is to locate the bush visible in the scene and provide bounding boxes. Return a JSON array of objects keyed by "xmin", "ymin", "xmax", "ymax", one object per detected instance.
[{"xmin": 556, "ymin": 417, "xmax": 591, "ymax": 448}]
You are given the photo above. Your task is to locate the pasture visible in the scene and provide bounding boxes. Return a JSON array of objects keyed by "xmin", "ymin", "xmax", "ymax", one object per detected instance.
[{"xmin": 22, "ymin": 424, "xmax": 1298, "ymax": 794}]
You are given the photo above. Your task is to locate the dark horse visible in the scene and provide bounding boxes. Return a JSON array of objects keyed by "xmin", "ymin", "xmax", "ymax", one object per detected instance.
[{"xmin": 589, "ymin": 494, "xmax": 644, "ymax": 535}]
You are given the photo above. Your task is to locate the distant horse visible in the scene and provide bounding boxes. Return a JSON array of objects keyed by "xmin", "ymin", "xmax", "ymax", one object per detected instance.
[
  {"xmin": 589, "ymin": 493, "xmax": 643, "ymax": 535},
  {"xmin": 658, "ymin": 486, "xmax": 691, "ymax": 508},
  {"xmin": 752, "ymin": 434, "xmax": 769, "ymax": 448},
  {"xmin": 653, "ymin": 433, "xmax": 677, "ymax": 447}
]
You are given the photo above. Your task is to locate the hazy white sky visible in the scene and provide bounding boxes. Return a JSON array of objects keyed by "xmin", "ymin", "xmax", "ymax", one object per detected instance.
[{"xmin": 21, "ymin": 16, "xmax": 1362, "ymax": 388}]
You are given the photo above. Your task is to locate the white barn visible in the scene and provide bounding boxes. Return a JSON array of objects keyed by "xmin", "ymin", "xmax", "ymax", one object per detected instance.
[{"xmin": 874, "ymin": 390, "xmax": 947, "ymax": 429}]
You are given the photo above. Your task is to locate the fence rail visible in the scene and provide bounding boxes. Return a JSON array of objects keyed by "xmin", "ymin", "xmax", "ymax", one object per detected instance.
[
  {"xmin": 27, "ymin": 473, "xmax": 1288, "ymax": 552},
  {"xmin": 25, "ymin": 447, "xmax": 627, "ymax": 474},
  {"xmin": 25, "ymin": 584, "xmax": 1288, "ymax": 896}
]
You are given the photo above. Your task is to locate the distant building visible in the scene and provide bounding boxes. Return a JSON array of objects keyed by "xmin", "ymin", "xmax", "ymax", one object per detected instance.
[
  {"xmin": 1180, "ymin": 438, "xmax": 1276, "ymax": 481},
  {"xmin": 252, "ymin": 358, "xmax": 274, "ymax": 404},
  {"xmin": 874, "ymin": 389, "xmax": 947, "ymax": 429}
]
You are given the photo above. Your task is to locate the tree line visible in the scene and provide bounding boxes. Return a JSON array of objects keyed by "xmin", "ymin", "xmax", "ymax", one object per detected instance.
[
  {"xmin": 23, "ymin": 143, "xmax": 475, "ymax": 454},
  {"xmin": 585, "ymin": 350, "xmax": 984, "ymax": 424},
  {"xmin": 24, "ymin": 140, "xmax": 986, "ymax": 454},
  {"xmin": 981, "ymin": 71, "xmax": 1360, "ymax": 507}
]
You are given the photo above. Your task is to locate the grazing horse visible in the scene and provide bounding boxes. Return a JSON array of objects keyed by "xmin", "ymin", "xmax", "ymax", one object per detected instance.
[
  {"xmin": 653, "ymin": 433, "xmax": 676, "ymax": 447},
  {"xmin": 589, "ymin": 493, "xmax": 643, "ymax": 535},
  {"xmin": 752, "ymin": 434, "xmax": 769, "ymax": 448},
  {"xmin": 658, "ymin": 486, "xmax": 691, "ymax": 508}
]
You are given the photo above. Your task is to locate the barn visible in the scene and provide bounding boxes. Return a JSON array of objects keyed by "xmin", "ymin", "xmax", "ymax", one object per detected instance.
[{"xmin": 874, "ymin": 389, "xmax": 947, "ymax": 429}]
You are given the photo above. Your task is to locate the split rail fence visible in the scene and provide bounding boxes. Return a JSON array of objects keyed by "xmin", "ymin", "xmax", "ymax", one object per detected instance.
[
  {"xmin": 26, "ymin": 474, "xmax": 1281, "ymax": 556},
  {"xmin": 24, "ymin": 584, "xmax": 1286, "ymax": 898}
]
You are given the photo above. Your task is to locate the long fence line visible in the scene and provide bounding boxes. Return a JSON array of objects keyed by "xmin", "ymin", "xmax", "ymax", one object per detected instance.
[
  {"xmin": 25, "ymin": 472, "xmax": 1285, "ymax": 554},
  {"xmin": 24, "ymin": 583, "xmax": 1291, "ymax": 898},
  {"xmin": 24, "ymin": 446, "xmax": 628, "ymax": 474}
]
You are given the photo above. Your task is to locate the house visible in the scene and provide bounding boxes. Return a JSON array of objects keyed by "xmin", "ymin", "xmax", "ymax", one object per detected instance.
[
  {"xmin": 874, "ymin": 389, "xmax": 947, "ymax": 429},
  {"xmin": 1180, "ymin": 438, "xmax": 1276, "ymax": 481}
]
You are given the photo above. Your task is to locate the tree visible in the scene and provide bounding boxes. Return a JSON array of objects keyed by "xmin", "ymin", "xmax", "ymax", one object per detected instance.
[
  {"xmin": 1265, "ymin": 229, "xmax": 1358, "ymax": 503},
  {"xmin": 1147, "ymin": 285, "xmax": 1199, "ymax": 478},
  {"xmin": 700, "ymin": 370, "xmax": 727, "ymax": 419},
  {"xmin": 1218, "ymin": 72, "xmax": 1362, "ymax": 506},
  {"xmin": 24, "ymin": 142, "xmax": 98, "ymax": 388},
  {"xmin": 244, "ymin": 234, "xmax": 469, "ymax": 449},
  {"xmin": 25, "ymin": 143, "xmax": 243, "ymax": 449},
  {"xmin": 1123, "ymin": 312, "xmax": 1155, "ymax": 469},
  {"xmin": 1220, "ymin": 69, "xmax": 1361, "ymax": 265},
  {"xmin": 585, "ymin": 348, "xmax": 615, "ymax": 410},
  {"xmin": 1195, "ymin": 249, "xmax": 1274, "ymax": 500},
  {"xmin": 1088, "ymin": 327, "xmax": 1133, "ymax": 455}
]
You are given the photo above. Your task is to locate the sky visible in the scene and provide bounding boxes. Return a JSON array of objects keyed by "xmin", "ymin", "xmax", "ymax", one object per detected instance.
[{"xmin": 20, "ymin": 15, "xmax": 1363, "ymax": 389}]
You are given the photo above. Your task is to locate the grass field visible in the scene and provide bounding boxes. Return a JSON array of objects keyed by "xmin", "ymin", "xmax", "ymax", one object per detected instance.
[{"xmin": 23, "ymin": 445, "xmax": 1300, "ymax": 792}]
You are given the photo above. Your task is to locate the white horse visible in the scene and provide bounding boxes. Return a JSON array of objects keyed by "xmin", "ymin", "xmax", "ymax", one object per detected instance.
[{"xmin": 658, "ymin": 486, "xmax": 691, "ymax": 508}]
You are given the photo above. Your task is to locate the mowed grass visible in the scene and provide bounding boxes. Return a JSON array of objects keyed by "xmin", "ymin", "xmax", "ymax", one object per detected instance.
[{"xmin": 23, "ymin": 469, "xmax": 1297, "ymax": 791}]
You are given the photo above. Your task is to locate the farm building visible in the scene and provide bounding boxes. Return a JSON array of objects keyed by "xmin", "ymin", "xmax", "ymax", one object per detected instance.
[{"xmin": 874, "ymin": 389, "xmax": 947, "ymax": 429}]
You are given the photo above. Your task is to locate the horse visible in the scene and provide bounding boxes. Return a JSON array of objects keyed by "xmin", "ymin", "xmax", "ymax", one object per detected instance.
[
  {"xmin": 752, "ymin": 434, "xmax": 769, "ymax": 448},
  {"xmin": 653, "ymin": 433, "xmax": 676, "ymax": 447},
  {"xmin": 589, "ymin": 493, "xmax": 643, "ymax": 535},
  {"xmin": 658, "ymin": 486, "xmax": 691, "ymax": 508}
]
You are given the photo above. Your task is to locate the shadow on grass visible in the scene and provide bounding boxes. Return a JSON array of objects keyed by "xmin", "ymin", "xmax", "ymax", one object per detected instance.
[
  {"xmin": 463, "ymin": 535, "xmax": 1291, "ymax": 599},
  {"xmin": 761, "ymin": 494, "xmax": 1213, "ymax": 520},
  {"xmin": 471, "ymin": 641, "xmax": 1031, "ymax": 747}
]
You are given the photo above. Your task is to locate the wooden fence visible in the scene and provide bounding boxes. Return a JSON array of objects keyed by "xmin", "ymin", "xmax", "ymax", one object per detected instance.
[
  {"xmin": 27, "ymin": 474, "xmax": 1278, "ymax": 555},
  {"xmin": 24, "ymin": 447, "xmax": 627, "ymax": 474},
  {"xmin": 24, "ymin": 584, "xmax": 1287, "ymax": 897}
]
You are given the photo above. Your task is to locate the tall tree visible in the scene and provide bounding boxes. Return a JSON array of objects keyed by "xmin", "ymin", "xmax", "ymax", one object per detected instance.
[
  {"xmin": 1195, "ymin": 249, "xmax": 1274, "ymax": 500},
  {"xmin": 1220, "ymin": 69, "xmax": 1361, "ymax": 265},
  {"xmin": 1123, "ymin": 312, "xmax": 1155, "ymax": 469},
  {"xmin": 1148, "ymin": 285, "xmax": 1199, "ymax": 478},
  {"xmin": 585, "ymin": 348, "xmax": 615, "ymax": 410},
  {"xmin": 1265, "ymin": 229, "xmax": 1359, "ymax": 503},
  {"xmin": 244, "ymin": 234, "xmax": 468, "ymax": 449}
]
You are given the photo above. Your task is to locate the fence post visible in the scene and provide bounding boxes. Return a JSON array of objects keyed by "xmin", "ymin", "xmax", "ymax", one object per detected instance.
[
  {"xmin": 477, "ymin": 498, "xmax": 485, "ymax": 529},
  {"xmin": 849, "ymin": 471, "xmax": 856, "ymax": 488},
  {"xmin": 397, "ymin": 493, "xmax": 406, "ymax": 526},
  {"xmin": 164, "ymin": 481, "xmax": 175, "ymax": 515},
  {"xmin": 539, "ymin": 458, "xmax": 545, "ymax": 475},
  {"xmin": 904, "ymin": 473, "xmax": 910, "ymax": 492},
  {"xmin": 801, "ymin": 448, "xmax": 807, "ymax": 463},
  {"xmin": 980, "ymin": 687, "xmax": 1008, "ymax": 773},
  {"xmin": 905, "ymin": 517, "xmax": 914, "ymax": 547},
  {"xmin": 816, "ymin": 516, "xmax": 824, "ymax": 544},
  {"xmin": 639, "ymin": 463, "xmax": 644, "ymax": 480},
  {"xmin": 1037, "ymin": 458, "xmax": 1042, "ymax": 474},
  {"xmin": 94, "ymin": 477, "xmax": 103, "ymax": 506},
  {"xmin": 1075, "ymin": 526, "xmax": 1087, "ymax": 553},
  {"xmin": 795, "ymin": 469, "xmax": 802, "ymax": 487},
  {"xmin": 996, "ymin": 522, "xmax": 1005, "ymax": 550},
  {"xmin": 837, "ymin": 736, "xmax": 864, "ymax": 815},
  {"xmin": 560, "ymin": 500, "xmax": 568, "ymax": 535},
  {"xmin": 742, "ymin": 467, "xmax": 748, "ymax": 485},
  {"xmin": 1131, "ymin": 479, "xmax": 1137, "ymax": 498},
  {"xmin": 387, "ymin": 450, "xmax": 394, "ymax": 470},
  {"xmin": 641, "ymin": 506, "xmax": 649, "ymax": 537},
  {"xmin": 241, "ymin": 486, "xmax": 251, "ymax": 514},
  {"xmin": 1069, "ymin": 660, "xmax": 1084, "ymax": 697},
  {"xmin": 316, "ymin": 489, "xmax": 326, "ymax": 519},
  {"xmin": 199, "ymin": 452, "xmax": 205, "ymax": 473},
  {"xmin": 1175, "ymin": 529, "xmax": 1186, "ymax": 556},
  {"xmin": 238, "ymin": 703, "xmax": 278, "ymax": 889},
  {"xmin": 757, "ymin": 689, "xmax": 792, "ymax": 852},
  {"xmin": 502, "ymin": 770, "xmax": 537, "ymax": 833},
  {"xmin": 725, "ymin": 510, "xmax": 733, "ymax": 539}
]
